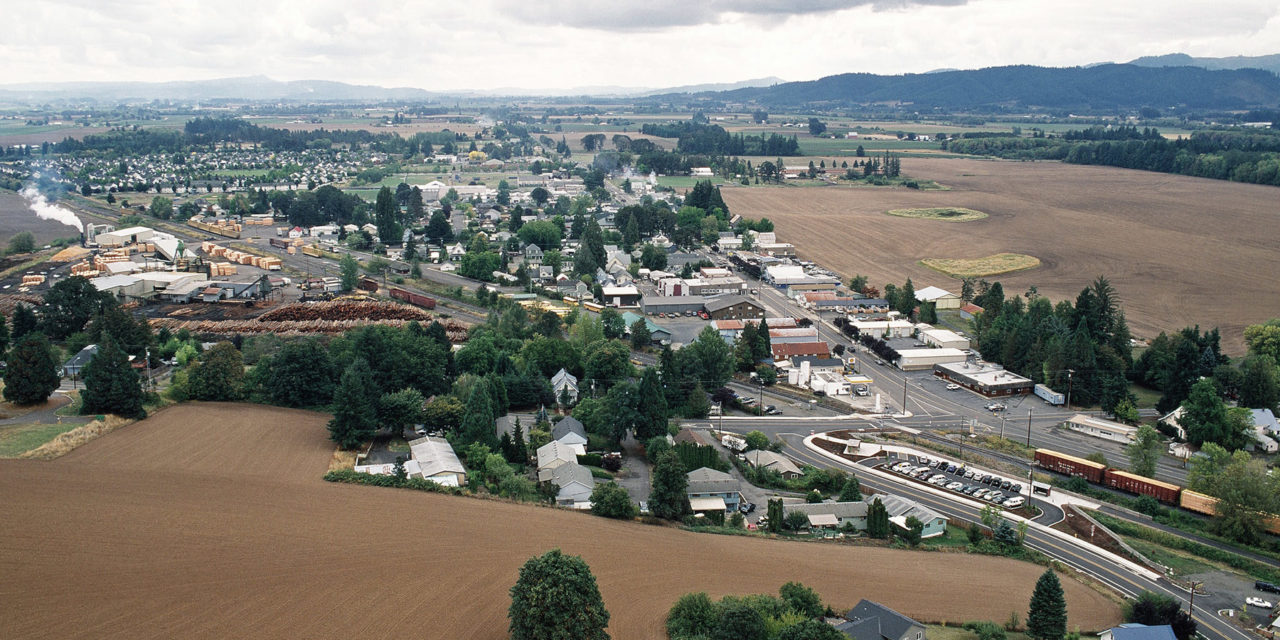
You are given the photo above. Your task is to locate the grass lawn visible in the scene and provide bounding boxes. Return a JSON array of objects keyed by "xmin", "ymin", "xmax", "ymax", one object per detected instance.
[
  {"xmin": 1129, "ymin": 384, "xmax": 1162, "ymax": 409},
  {"xmin": 929, "ymin": 625, "xmax": 1032, "ymax": 640},
  {"xmin": 656, "ymin": 176, "xmax": 727, "ymax": 189},
  {"xmin": 924, "ymin": 526, "xmax": 973, "ymax": 548},
  {"xmin": 0, "ymin": 422, "xmax": 82, "ymax": 458},
  {"xmin": 1123, "ymin": 537, "xmax": 1215, "ymax": 577}
]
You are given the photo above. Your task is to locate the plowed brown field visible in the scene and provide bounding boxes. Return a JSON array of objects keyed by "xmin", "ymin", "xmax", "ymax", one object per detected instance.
[
  {"xmin": 0, "ymin": 403, "xmax": 1121, "ymax": 639},
  {"xmin": 723, "ymin": 158, "xmax": 1280, "ymax": 352}
]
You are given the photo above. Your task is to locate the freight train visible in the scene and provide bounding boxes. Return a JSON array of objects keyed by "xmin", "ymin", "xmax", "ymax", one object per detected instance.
[
  {"xmin": 1033, "ymin": 448, "xmax": 1280, "ymax": 534},
  {"xmin": 388, "ymin": 286, "xmax": 436, "ymax": 310}
]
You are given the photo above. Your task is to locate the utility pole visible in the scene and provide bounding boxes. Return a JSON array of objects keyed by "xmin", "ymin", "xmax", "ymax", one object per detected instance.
[
  {"xmin": 1065, "ymin": 369, "xmax": 1074, "ymax": 412},
  {"xmin": 901, "ymin": 375, "xmax": 908, "ymax": 414},
  {"xmin": 1188, "ymin": 581, "xmax": 1202, "ymax": 614},
  {"xmin": 1026, "ymin": 408, "xmax": 1035, "ymax": 504}
]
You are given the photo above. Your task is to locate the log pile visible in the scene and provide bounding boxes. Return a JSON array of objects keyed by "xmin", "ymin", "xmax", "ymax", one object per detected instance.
[
  {"xmin": 257, "ymin": 300, "xmax": 434, "ymax": 323},
  {"xmin": 0, "ymin": 293, "xmax": 43, "ymax": 314},
  {"xmin": 148, "ymin": 317, "xmax": 469, "ymax": 342}
]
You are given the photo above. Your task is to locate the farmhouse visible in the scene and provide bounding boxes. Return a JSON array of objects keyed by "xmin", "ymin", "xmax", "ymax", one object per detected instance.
[
  {"xmin": 704, "ymin": 295, "xmax": 765, "ymax": 320},
  {"xmin": 743, "ymin": 449, "xmax": 804, "ymax": 479},
  {"xmin": 836, "ymin": 600, "xmax": 929, "ymax": 640},
  {"xmin": 1064, "ymin": 414, "xmax": 1137, "ymax": 444},
  {"xmin": 933, "ymin": 361, "xmax": 1033, "ymax": 397},
  {"xmin": 686, "ymin": 467, "xmax": 743, "ymax": 513},
  {"xmin": 407, "ymin": 436, "xmax": 467, "ymax": 487}
]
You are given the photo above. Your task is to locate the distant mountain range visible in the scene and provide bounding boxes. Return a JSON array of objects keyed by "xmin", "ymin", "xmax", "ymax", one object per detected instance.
[
  {"xmin": 0, "ymin": 75, "xmax": 787, "ymax": 103},
  {"xmin": 1127, "ymin": 52, "xmax": 1280, "ymax": 75},
  {"xmin": 694, "ymin": 64, "xmax": 1280, "ymax": 111}
]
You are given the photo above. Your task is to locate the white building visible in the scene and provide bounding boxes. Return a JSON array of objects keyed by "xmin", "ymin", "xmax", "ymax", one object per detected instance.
[
  {"xmin": 895, "ymin": 348, "xmax": 968, "ymax": 371},
  {"xmin": 919, "ymin": 328, "xmax": 970, "ymax": 350},
  {"xmin": 407, "ymin": 436, "xmax": 467, "ymax": 487},
  {"xmin": 914, "ymin": 286, "xmax": 962, "ymax": 310},
  {"xmin": 1064, "ymin": 414, "xmax": 1138, "ymax": 444}
]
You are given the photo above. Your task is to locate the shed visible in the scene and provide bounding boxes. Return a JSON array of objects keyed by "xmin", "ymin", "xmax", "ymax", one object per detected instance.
[{"xmin": 407, "ymin": 436, "xmax": 467, "ymax": 487}]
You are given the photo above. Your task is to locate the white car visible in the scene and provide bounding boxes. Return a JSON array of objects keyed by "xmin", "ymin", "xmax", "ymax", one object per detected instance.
[
  {"xmin": 1247, "ymin": 597, "xmax": 1274, "ymax": 608},
  {"xmin": 929, "ymin": 475, "xmax": 949, "ymax": 486},
  {"xmin": 945, "ymin": 481, "xmax": 964, "ymax": 491},
  {"xmin": 946, "ymin": 383, "xmax": 960, "ymax": 390}
]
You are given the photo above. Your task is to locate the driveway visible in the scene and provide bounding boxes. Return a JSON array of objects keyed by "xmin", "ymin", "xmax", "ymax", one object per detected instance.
[{"xmin": 614, "ymin": 433, "xmax": 651, "ymax": 505}]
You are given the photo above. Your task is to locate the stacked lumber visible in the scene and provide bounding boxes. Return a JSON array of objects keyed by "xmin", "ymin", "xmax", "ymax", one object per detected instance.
[
  {"xmin": 211, "ymin": 262, "xmax": 237, "ymax": 276},
  {"xmin": 0, "ymin": 293, "xmax": 43, "ymax": 314},
  {"xmin": 70, "ymin": 261, "xmax": 96, "ymax": 276},
  {"xmin": 50, "ymin": 246, "xmax": 91, "ymax": 262},
  {"xmin": 21, "ymin": 275, "xmax": 46, "ymax": 287}
]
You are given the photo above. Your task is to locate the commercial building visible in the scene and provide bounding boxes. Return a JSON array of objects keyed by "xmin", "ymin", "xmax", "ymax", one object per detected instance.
[
  {"xmin": 914, "ymin": 286, "xmax": 961, "ymax": 310},
  {"xmin": 933, "ymin": 361, "xmax": 1034, "ymax": 397},
  {"xmin": 895, "ymin": 348, "xmax": 967, "ymax": 371},
  {"xmin": 1063, "ymin": 414, "xmax": 1138, "ymax": 444},
  {"xmin": 641, "ymin": 295, "xmax": 710, "ymax": 316},
  {"xmin": 704, "ymin": 295, "xmax": 765, "ymax": 321},
  {"xmin": 918, "ymin": 328, "xmax": 970, "ymax": 350},
  {"xmin": 600, "ymin": 285, "xmax": 641, "ymax": 308},
  {"xmin": 850, "ymin": 319, "xmax": 914, "ymax": 338}
]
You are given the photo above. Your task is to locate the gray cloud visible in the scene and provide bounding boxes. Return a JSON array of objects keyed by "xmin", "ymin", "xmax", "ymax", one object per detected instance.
[{"xmin": 499, "ymin": 0, "xmax": 967, "ymax": 31}]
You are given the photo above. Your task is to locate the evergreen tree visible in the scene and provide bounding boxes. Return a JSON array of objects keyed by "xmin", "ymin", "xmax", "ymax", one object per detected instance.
[
  {"xmin": 3, "ymin": 333, "xmax": 59, "ymax": 405},
  {"xmin": 1026, "ymin": 570, "xmax": 1067, "ymax": 640},
  {"xmin": 511, "ymin": 418, "xmax": 528, "ymax": 462},
  {"xmin": 327, "ymin": 359, "xmax": 379, "ymax": 448},
  {"xmin": 0, "ymin": 314, "xmax": 9, "ymax": 355},
  {"xmin": 898, "ymin": 278, "xmax": 917, "ymax": 317},
  {"xmin": 426, "ymin": 209, "xmax": 452, "ymax": 243},
  {"xmin": 866, "ymin": 497, "xmax": 890, "ymax": 538},
  {"xmin": 754, "ymin": 317, "xmax": 772, "ymax": 362},
  {"xmin": 402, "ymin": 236, "xmax": 417, "ymax": 262},
  {"xmin": 459, "ymin": 384, "xmax": 497, "ymax": 448},
  {"xmin": 635, "ymin": 368, "xmax": 669, "ymax": 440},
  {"xmin": 650, "ymin": 449, "xmax": 691, "ymax": 520},
  {"xmin": 41, "ymin": 275, "xmax": 113, "ymax": 339},
  {"xmin": 509, "ymin": 549, "xmax": 610, "ymax": 640},
  {"xmin": 767, "ymin": 498, "xmax": 784, "ymax": 533},
  {"xmin": 1181, "ymin": 378, "xmax": 1232, "ymax": 447},
  {"xmin": 373, "ymin": 186, "xmax": 402, "ymax": 244},
  {"xmin": 838, "ymin": 475, "xmax": 862, "ymax": 502},
  {"xmin": 80, "ymin": 337, "xmax": 145, "ymax": 418},
  {"xmin": 582, "ymin": 218, "xmax": 606, "ymax": 269},
  {"xmin": 11, "ymin": 304, "xmax": 38, "ymax": 341}
]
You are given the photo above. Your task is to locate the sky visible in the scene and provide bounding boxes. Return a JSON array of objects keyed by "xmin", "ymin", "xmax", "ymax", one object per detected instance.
[{"xmin": 4, "ymin": 0, "xmax": 1279, "ymax": 91}]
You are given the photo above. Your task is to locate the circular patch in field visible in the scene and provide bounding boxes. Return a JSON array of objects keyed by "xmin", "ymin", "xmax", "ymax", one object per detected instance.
[
  {"xmin": 921, "ymin": 253, "xmax": 1041, "ymax": 278},
  {"xmin": 886, "ymin": 207, "xmax": 988, "ymax": 222}
]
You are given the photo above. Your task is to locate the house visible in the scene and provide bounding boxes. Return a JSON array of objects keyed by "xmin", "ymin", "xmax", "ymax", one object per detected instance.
[
  {"xmin": 536, "ymin": 441, "xmax": 579, "ymax": 481},
  {"xmin": 446, "ymin": 242, "xmax": 467, "ymax": 262},
  {"xmin": 685, "ymin": 467, "xmax": 743, "ymax": 513},
  {"xmin": 913, "ymin": 286, "xmax": 961, "ymax": 310},
  {"xmin": 958, "ymin": 303, "xmax": 984, "ymax": 320},
  {"xmin": 551, "ymin": 416, "xmax": 588, "ymax": 455},
  {"xmin": 61, "ymin": 344, "xmax": 99, "ymax": 377},
  {"xmin": 836, "ymin": 600, "xmax": 927, "ymax": 640},
  {"xmin": 523, "ymin": 243, "xmax": 544, "ymax": 267},
  {"xmin": 547, "ymin": 462, "xmax": 595, "ymax": 507},
  {"xmin": 876, "ymin": 494, "xmax": 948, "ymax": 538},
  {"xmin": 743, "ymin": 449, "xmax": 804, "ymax": 479},
  {"xmin": 551, "ymin": 368, "xmax": 579, "ymax": 403},
  {"xmin": 784, "ymin": 501, "xmax": 867, "ymax": 530},
  {"xmin": 1251, "ymin": 408, "xmax": 1280, "ymax": 453},
  {"xmin": 495, "ymin": 413, "xmax": 536, "ymax": 444},
  {"xmin": 1099, "ymin": 625, "xmax": 1177, "ymax": 640},
  {"xmin": 407, "ymin": 436, "xmax": 467, "ymax": 487},
  {"xmin": 704, "ymin": 295, "xmax": 765, "ymax": 321}
]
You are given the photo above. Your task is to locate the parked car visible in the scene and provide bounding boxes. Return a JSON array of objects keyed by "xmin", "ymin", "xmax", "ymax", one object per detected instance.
[
  {"xmin": 739, "ymin": 502, "xmax": 757, "ymax": 514},
  {"xmin": 964, "ymin": 469, "xmax": 977, "ymax": 479},
  {"xmin": 986, "ymin": 492, "xmax": 1005, "ymax": 502},
  {"xmin": 1001, "ymin": 480, "xmax": 1012, "ymax": 490},
  {"xmin": 1003, "ymin": 497, "xmax": 1025, "ymax": 509},
  {"xmin": 946, "ymin": 464, "xmax": 958, "ymax": 473},
  {"xmin": 764, "ymin": 405, "xmax": 782, "ymax": 415},
  {"xmin": 973, "ymin": 489, "xmax": 990, "ymax": 500},
  {"xmin": 1257, "ymin": 581, "xmax": 1280, "ymax": 594},
  {"xmin": 986, "ymin": 403, "xmax": 1007, "ymax": 412},
  {"xmin": 929, "ymin": 475, "xmax": 949, "ymax": 486},
  {"xmin": 945, "ymin": 482, "xmax": 963, "ymax": 491},
  {"xmin": 946, "ymin": 383, "xmax": 960, "ymax": 391},
  {"xmin": 1246, "ymin": 597, "xmax": 1274, "ymax": 608},
  {"xmin": 1010, "ymin": 484, "xmax": 1023, "ymax": 494}
]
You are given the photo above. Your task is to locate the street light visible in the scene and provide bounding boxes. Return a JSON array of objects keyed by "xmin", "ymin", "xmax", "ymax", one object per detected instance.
[{"xmin": 1065, "ymin": 369, "xmax": 1075, "ymax": 411}]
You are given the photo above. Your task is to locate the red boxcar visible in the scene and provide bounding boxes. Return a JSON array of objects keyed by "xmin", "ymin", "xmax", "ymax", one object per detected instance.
[
  {"xmin": 389, "ymin": 287, "xmax": 436, "ymax": 310},
  {"xmin": 1103, "ymin": 468, "xmax": 1181, "ymax": 504},
  {"xmin": 358, "ymin": 277, "xmax": 379, "ymax": 293},
  {"xmin": 1034, "ymin": 449, "xmax": 1105, "ymax": 483}
]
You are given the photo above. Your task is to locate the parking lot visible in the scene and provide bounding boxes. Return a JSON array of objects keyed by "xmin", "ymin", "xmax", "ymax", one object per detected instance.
[{"xmin": 881, "ymin": 454, "xmax": 1028, "ymax": 511}]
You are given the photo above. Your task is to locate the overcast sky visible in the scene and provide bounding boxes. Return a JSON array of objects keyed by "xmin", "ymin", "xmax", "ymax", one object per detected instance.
[{"xmin": 5, "ymin": 0, "xmax": 1279, "ymax": 91}]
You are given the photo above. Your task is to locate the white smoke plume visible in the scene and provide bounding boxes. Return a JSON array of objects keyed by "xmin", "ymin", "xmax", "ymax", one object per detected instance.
[{"xmin": 19, "ymin": 184, "xmax": 83, "ymax": 233}]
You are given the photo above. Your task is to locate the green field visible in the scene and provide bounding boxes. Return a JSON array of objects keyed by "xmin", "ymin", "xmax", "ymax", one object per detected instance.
[
  {"xmin": 655, "ymin": 176, "xmax": 728, "ymax": 189},
  {"xmin": 0, "ymin": 422, "xmax": 81, "ymax": 458}
]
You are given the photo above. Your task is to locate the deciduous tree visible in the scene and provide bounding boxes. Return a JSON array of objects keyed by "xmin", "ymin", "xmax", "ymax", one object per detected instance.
[
  {"xmin": 1126, "ymin": 424, "xmax": 1162, "ymax": 478},
  {"xmin": 509, "ymin": 549, "xmax": 610, "ymax": 640},
  {"xmin": 650, "ymin": 449, "xmax": 691, "ymax": 520}
]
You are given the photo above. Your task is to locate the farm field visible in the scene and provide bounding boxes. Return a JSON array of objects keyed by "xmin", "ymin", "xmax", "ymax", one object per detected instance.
[
  {"xmin": 723, "ymin": 157, "xmax": 1280, "ymax": 353},
  {"xmin": 0, "ymin": 403, "xmax": 1121, "ymax": 639},
  {"xmin": 0, "ymin": 190, "xmax": 83, "ymax": 246}
]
